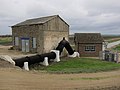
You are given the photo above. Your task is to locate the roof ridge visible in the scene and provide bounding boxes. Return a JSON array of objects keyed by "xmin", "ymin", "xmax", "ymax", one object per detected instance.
[
  {"xmin": 26, "ymin": 15, "xmax": 58, "ymax": 21},
  {"xmin": 12, "ymin": 15, "xmax": 59, "ymax": 26},
  {"xmin": 75, "ymin": 33, "xmax": 101, "ymax": 34}
]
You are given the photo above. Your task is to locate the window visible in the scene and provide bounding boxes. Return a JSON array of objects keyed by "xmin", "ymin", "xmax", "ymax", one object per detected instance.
[
  {"xmin": 14, "ymin": 37, "xmax": 19, "ymax": 46},
  {"xmin": 32, "ymin": 37, "xmax": 36, "ymax": 48},
  {"xmin": 85, "ymin": 45, "xmax": 95, "ymax": 51}
]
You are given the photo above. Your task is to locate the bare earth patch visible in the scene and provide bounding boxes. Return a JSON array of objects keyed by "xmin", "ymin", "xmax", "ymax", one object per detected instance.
[
  {"xmin": 0, "ymin": 69, "xmax": 120, "ymax": 90},
  {"xmin": 0, "ymin": 45, "xmax": 36, "ymax": 59},
  {"xmin": 0, "ymin": 59, "xmax": 15, "ymax": 68}
]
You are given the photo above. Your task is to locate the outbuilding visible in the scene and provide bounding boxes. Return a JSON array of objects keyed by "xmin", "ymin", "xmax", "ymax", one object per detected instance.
[
  {"xmin": 11, "ymin": 15, "xmax": 69, "ymax": 53},
  {"xmin": 74, "ymin": 33, "xmax": 104, "ymax": 57}
]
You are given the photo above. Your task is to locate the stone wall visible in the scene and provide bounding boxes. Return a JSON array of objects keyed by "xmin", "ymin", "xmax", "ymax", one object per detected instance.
[
  {"xmin": 43, "ymin": 31, "xmax": 68, "ymax": 53},
  {"xmin": 12, "ymin": 24, "xmax": 40, "ymax": 53},
  {"xmin": 43, "ymin": 16, "xmax": 69, "ymax": 32},
  {"xmin": 42, "ymin": 16, "xmax": 69, "ymax": 53}
]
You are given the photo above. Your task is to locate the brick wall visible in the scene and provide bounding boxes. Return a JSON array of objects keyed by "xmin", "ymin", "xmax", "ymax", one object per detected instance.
[{"xmin": 77, "ymin": 43, "xmax": 102, "ymax": 57}]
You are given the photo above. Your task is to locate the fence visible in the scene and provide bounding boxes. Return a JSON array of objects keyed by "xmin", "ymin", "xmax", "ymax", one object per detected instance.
[{"xmin": 99, "ymin": 50, "xmax": 120, "ymax": 63}]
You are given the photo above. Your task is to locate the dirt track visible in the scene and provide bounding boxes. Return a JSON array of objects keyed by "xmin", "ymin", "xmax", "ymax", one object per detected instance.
[
  {"xmin": 0, "ymin": 45, "xmax": 36, "ymax": 59},
  {"xmin": 0, "ymin": 68, "xmax": 120, "ymax": 90},
  {"xmin": 0, "ymin": 45, "xmax": 120, "ymax": 90}
]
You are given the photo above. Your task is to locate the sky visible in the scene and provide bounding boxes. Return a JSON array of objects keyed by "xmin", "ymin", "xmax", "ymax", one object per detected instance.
[{"xmin": 0, "ymin": 0, "xmax": 120, "ymax": 35}]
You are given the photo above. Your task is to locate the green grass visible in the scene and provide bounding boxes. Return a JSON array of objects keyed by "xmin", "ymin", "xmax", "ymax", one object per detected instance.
[
  {"xmin": 102, "ymin": 35, "xmax": 120, "ymax": 43},
  {"xmin": 106, "ymin": 38, "xmax": 120, "ymax": 43},
  {"xmin": 112, "ymin": 45, "xmax": 120, "ymax": 52},
  {"xmin": 30, "ymin": 58, "xmax": 120, "ymax": 73},
  {"xmin": 102, "ymin": 35, "xmax": 120, "ymax": 40},
  {"xmin": 0, "ymin": 37, "xmax": 12, "ymax": 45}
]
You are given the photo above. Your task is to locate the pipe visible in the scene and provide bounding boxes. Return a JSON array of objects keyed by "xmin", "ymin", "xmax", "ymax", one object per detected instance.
[
  {"xmin": 14, "ymin": 52, "xmax": 56, "ymax": 67},
  {"xmin": 64, "ymin": 41, "xmax": 74, "ymax": 55},
  {"xmin": 14, "ymin": 37, "xmax": 75, "ymax": 68},
  {"xmin": 56, "ymin": 37, "xmax": 74, "ymax": 55},
  {"xmin": 56, "ymin": 40, "xmax": 65, "ymax": 55}
]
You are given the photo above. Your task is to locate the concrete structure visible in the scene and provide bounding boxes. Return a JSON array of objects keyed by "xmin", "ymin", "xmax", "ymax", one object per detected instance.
[
  {"xmin": 74, "ymin": 33, "xmax": 104, "ymax": 57},
  {"xmin": 11, "ymin": 15, "xmax": 69, "ymax": 54},
  {"xmin": 0, "ymin": 55, "xmax": 15, "ymax": 65}
]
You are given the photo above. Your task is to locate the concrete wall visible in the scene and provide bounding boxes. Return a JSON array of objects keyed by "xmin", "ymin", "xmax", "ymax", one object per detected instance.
[
  {"xmin": 42, "ymin": 16, "xmax": 69, "ymax": 53},
  {"xmin": 37, "ymin": 25, "xmax": 44, "ymax": 54},
  {"xmin": 43, "ymin": 16, "xmax": 69, "ymax": 32},
  {"xmin": 77, "ymin": 43, "xmax": 102, "ymax": 57},
  {"xmin": 43, "ymin": 31, "xmax": 68, "ymax": 53}
]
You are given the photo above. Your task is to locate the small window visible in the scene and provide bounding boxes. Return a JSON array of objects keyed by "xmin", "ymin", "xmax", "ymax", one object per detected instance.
[
  {"xmin": 32, "ymin": 37, "xmax": 36, "ymax": 48},
  {"xmin": 85, "ymin": 45, "xmax": 95, "ymax": 51},
  {"xmin": 14, "ymin": 37, "xmax": 19, "ymax": 46}
]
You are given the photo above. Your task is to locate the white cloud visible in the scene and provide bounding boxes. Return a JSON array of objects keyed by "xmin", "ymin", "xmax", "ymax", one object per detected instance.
[{"xmin": 0, "ymin": 0, "xmax": 120, "ymax": 35}]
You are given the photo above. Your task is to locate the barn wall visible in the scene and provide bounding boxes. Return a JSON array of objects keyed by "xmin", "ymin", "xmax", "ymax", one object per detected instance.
[
  {"xmin": 78, "ymin": 43, "xmax": 102, "ymax": 57},
  {"xmin": 43, "ymin": 16, "xmax": 69, "ymax": 32},
  {"xmin": 42, "ymin": 16, "xmax": 69, "ymax": 53},
  {"xmin": 37, "ymin": 25, "xmax": 44, "ymax": 54},
  {"xmin": 43, "ymin": 31, "xmax": 68, "ymax": 53},
  {"xmin": 12, "ymin": 25, "xmax": 40, "ymax": 53}
]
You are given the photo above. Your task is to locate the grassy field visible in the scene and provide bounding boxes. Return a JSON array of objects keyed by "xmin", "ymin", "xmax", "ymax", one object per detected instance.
[
  {"xmin": 30, "ymin": 58, "xmax": 120, "ymax": 73},
  {"xmin": 107, "ymin": 38, "xmax": 120, "ymax": 43},
  {"xmin": 112, "ymin": 44, "xmax": 120, "ymax": 52},
  {"xmin": 102, "ymin": 35, "xmax": 120, "ymax": 43},
  {"xmin": 0, "ymin": 37, "xmax": 12, "ymax": 45},
  {"xmin": 102, "ymin": 35, "xmax": 120, "ymax": 40}
]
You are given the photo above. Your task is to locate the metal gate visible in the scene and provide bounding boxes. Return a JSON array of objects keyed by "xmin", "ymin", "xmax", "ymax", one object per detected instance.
[
  {"xmin": 99, "ymin": 50, "xmax": 119, "ymax": 63},
  {"xmin": 21, "ymin": 38, "xmax": 29, "ymax": 52}
]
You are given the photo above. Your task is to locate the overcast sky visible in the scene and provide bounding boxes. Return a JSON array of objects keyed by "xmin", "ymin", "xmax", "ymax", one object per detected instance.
[{"xmin": 0, "ymin": 0, "xmax": 120, "ymax": 35}]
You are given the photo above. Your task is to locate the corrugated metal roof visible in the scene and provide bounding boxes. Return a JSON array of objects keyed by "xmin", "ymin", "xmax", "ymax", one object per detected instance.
[
  {"xmin": 74, "ymin": 33, "xmax": 104, "ymax": 43},
  {"xmin": 12, "ymin": 15, "xmax": 58, "ymax": 26}
]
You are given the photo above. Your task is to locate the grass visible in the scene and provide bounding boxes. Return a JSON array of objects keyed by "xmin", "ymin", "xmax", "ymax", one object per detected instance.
[
  {"xmin": 30, "ymin": 58, "xmax": 120, "ymax": 73},
  {"xmin": 102, "ymin": 35, "xmax": 120, "ymax": 40},
  {"xmin": 102, "ymin": 35, "xmax": 120, "ymax": 43},
  {"xmin": 68, "ymin": 77, "xmax": 109, "ymax": 80},
  {"xmin": 0, "ymin": 37, "xmax": 12, "ymax": 45},
  {"xmin": 106, "ymin": 38, "xmax": 120, "ymax": 43},
  {"xmin": 67, "ymin": 75, "xmax": 120, "ymax": 80},
  {"xmin": 112, "ymin": 44, "xmax": 120, "ymax": 52}
]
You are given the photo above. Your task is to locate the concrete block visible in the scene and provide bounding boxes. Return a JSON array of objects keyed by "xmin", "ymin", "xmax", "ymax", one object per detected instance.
[{"xmin": 0, "ymin": 55, "xmax": 15, "ymax": 65}]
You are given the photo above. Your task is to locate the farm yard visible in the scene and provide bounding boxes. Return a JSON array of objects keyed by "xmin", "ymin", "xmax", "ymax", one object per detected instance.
[
  {"xmin": 0, "ymin": 35, "xmax": 120, "ymax": 90},
  {"xmin": 0, "ymin": 35, "xmax": 12, "ymax": 45}
]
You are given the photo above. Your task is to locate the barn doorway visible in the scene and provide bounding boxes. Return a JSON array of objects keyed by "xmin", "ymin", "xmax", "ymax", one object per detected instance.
[{"xmin": 21, "ymin": 38, "xmax": 29, "ymax": 52}]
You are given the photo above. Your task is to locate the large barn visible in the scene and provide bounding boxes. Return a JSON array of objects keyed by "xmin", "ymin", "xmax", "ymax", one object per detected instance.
[
  {"xmin": 11, "ymin": 15, "xmax": 69, "ymax": 53},
  {"xmin": 74, "ymin": 33, "xmax": 104, "ymax": 57}
]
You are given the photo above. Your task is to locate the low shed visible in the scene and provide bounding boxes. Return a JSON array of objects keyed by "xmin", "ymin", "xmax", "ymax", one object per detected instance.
[{"xmin": 74, "ymin": 33, "xmax": 104, "ymax": 57}]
